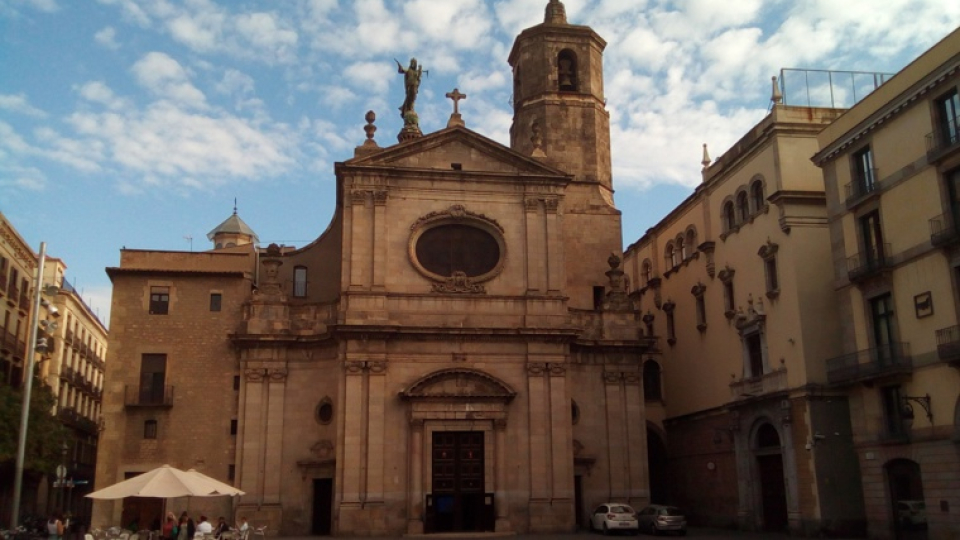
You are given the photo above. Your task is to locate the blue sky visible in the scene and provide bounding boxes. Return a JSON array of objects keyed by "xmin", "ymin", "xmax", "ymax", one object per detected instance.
[{"xmin": 2, "ymin": 0, "xmax": 958, "ymax": 325}]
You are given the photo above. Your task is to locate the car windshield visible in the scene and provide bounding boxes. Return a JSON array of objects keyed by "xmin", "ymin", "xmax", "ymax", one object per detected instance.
[
  {"xmin": 610, "ymin": 505, "xmax": 634, "ymax": 514},
  {"xmin": 661, "ymin": 507, "xmax": 683, "ymax": 516}
]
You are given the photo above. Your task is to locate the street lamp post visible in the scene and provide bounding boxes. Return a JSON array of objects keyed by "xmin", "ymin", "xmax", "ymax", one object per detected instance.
[{"xmin": 11, "ymin": 241, "xmax": 58, "ymax": 528}]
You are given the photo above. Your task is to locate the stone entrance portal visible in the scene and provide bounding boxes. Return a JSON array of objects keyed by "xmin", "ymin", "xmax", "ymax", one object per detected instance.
[{"xmin": 426, "ymin": 431, "xmax": 491, "ymax": 532}]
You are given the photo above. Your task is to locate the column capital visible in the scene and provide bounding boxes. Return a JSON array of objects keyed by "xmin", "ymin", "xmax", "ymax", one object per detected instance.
[
  {"xmin": 345, "ymin": 360, "xmax": 365, "ymax": 375},
  {"xmin": 603, "ymin": 371, "xmax": 622, "ymax": 384},
  {"xmin": 526, "ymin": 362, "xmax": 547, "ymax": 376},
  {"xmin": 244, "ymin": 368, "xmax": 267, "ymax": 382},
  {"xmin": 548, "ymin": 363, "xmax": 566, "ymax": 376},
  {"xmin": 268, "ymin": 368, "xmax": 288, "ymax": 382}
]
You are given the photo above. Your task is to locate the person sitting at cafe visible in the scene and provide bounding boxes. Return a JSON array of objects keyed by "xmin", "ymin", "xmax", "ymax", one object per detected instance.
[
  {"xmin": 196, "ymin": 516, "xmax": 213, "ymax": 536},
  {"xmin": 212, "ymin": 517, "xmax": 229, "ymax": 539}
]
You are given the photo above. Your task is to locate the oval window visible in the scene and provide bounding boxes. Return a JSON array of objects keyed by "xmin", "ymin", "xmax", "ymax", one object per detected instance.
[
  {"xmin": 415, "ymin": 224, "xmax": 500, "ymax": 278},
  {"xmin": 316, "ymin": 400, "xmax": 334, "ymax": 424}
]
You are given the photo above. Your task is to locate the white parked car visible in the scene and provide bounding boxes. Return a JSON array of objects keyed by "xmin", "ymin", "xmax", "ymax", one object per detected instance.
[{"xmin": 590, "ymin": 503, "xmax": 639, "ymax": 535}]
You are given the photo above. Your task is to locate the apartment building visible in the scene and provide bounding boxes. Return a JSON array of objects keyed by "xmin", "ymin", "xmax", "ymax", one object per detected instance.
[{"xmin": 813, "ymin": 27, "xmax": 960, "ymax": 540}]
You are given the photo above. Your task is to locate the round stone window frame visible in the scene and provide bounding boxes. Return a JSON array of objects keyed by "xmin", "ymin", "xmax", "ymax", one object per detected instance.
[
  {"xmin": 407, "ymin": 205, "xmax": 507, "ymax": 284},
  {"xmin": 315, "ymin": 396, "xmax": 334, "ymax": 425}
]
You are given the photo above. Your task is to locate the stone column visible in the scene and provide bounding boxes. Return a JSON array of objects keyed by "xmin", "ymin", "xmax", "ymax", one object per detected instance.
[
  {"xmin": 263, "ymin": 368, "xmax": 287, "ymax": 504},
  {"xmin": 407, "ymin": 418, "xmax": 425, "ymax": 534},
  {"xmin": 524, "ymin": 197, "xmax": 545, "ymax": 293},
  {"xmin": 238, "ymin": 368, "xmax": 266, "ymax": 502},
  {"xmin": 372, "ymin": 190, "xmax": 387, "ymax": 290},
  {"xmin": 548, "ymin": 363, "xmax": 571, "ymax": 499},
  {"xmin": 544, "ymin": 198, "xmax": 563, "ymax": 293},
  {"xmin": 623, "ymin": 371, "xmax": 649, "ymax": 503},
  {"xmin": 365, "ymin": 361, "xmax": 386, "ymax": 502},
  {"xmin": 603, "ymin": 371, "xmax": 627, "ymax": 499},
  {"xmin": 341, "ymin": 361, "xmax": 365, "ymax": 503},
  {"xmin": 526, "ymin": 362, "xmax": 550, "ymax": 500},
  {"xmin": 494, "ymin": 418, "xmax": 510, "ymax": 532},
  {"xmin": 349, "ymin": 190, "xmax": 369, "ymax": 289}
]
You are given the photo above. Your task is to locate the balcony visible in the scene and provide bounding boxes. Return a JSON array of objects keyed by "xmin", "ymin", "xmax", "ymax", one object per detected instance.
[
  {"xmin": 926, "ymin": 119, "xmax": 960, "ymax": 163},
  {"xmin": 60, "ymin": 365, "xmax": 74, "ymax": 380},
  {"xmin": 844, "ymin": 169, "xmax": 880, "ymax": 206},
  {"xmin": 847, "ymin": 244, "xmax": 892, "ymax": 282},
  {"xmin": 730, "ymin": 368, "xmax": 788, "ymax": 400},
  {"xmin": 826, "ymin": 342, "xmax": 912, "ymax": 385},
  {"xmin": 936, "ymin": 325, "xmax": 960, "ymax": 367},
  {"xmin": 124, "ymin": 385, "xmax": 174, "ymax": 407},
  {"xmin": 64, "ymin": 330, "xmax": 73, "ymax": 345},
  {"xmin": 930, "ymin": 212, "xmax": 959, "ymax": 246}
]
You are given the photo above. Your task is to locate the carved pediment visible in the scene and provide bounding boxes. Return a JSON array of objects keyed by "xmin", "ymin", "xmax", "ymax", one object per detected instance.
[
  {"xmin": 344, "ymin": 126, "xmax": 569, "ymax": 177},
  {"xmin": 400, "ymin": 368, "xmax": 516, "ymax": 401}
]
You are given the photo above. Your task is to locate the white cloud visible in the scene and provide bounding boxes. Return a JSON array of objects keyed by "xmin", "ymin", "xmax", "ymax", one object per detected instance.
[
  {"xmin": 0, "ymin": 164, "xmax": 47, "ymax": 191},
  {"xmin": 131, "ymin": 52, "xmax": 208, "ymax": 109},
  {"xmin": 344, "ymin": 61, "xmax": 392, "ymax": 95},
  {"xmin": 234, "ymin": 11, "xmax": 298, "ymax": 61},
  {"xmin": 77, "ymin": 81, "xmax": 130, "ymax": 110},
  {"xmin": 0, "ymin": 93, "xmax": 47, "ymax": 117},
  {"xmin": 94, "ymin": 26, "xmax": 120, "ymax": 49}
]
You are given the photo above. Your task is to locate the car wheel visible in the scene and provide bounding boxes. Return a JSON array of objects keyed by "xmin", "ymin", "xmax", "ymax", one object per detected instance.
[
  {"xmin": 649, "ymin": 523, "xmax": 659, "ymax": 536},
  {"xmin": 602, "ymin": 523, "xmax": 610, "ymax": 536}
]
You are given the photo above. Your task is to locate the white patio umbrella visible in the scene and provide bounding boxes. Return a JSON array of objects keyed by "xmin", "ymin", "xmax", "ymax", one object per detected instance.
[{"xmin": 86, "ymin": 464, "xmax": 245, "ymax": 499}]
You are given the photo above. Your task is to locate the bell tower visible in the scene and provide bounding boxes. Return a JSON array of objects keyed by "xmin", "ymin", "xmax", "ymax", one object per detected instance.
[
  {"xmin": 508, "ymin": 1, "xmax": 622, "ymax": 310},
  {"xmin": 508, "ymin": 0, "xmax": 612, "ymax": 192}
]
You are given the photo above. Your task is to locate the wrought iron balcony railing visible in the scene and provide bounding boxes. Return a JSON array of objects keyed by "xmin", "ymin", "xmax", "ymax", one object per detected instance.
[
  {"xmin": 826, "ymin": 342, "xmax": 912, "ymax": 385},
  {"xmin": 936, "ymin": 324, "xmax": 960, "ymax": 366},
  {"xmin": 930, "ymin": 211, "xmax": 959, "ymax": 246},
  {"xmin": 926, "ymin": 117, "xmax": 960, "ymax": 162},
  {"xmin": 847, "ymin": 244, "xmax": 892, "ymax": 281},
  {"xmin": 844, "ymin": 168, "xmax": 880, "ymax": 203},
  {"xmin": 124, "ymin": 385, "xmax": 175, "ymax": 407}
]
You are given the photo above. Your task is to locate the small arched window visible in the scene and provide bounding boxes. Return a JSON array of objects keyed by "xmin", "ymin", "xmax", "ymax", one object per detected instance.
[
  {"xmin": 641, "ymin": 260, "xmax": 652, "ymax": 286},
  {"xmin": 737, "ymin": 191, "xmax": 750, "ymax": 222},
  {"xmin": 293, "ymin": 266, "xmax": 307, "ymax": 297},
  {"xmin": 677, "ymin": 236, "xmax": 687, "ymax": 260},
  {"xmin": 665, "ymin": 243, "xmax": 676, "ymax": 269},
  {"xmin": 724, "ymin": 201, "xmax": 736, "ymax": 231},
  {"xmin": 751, "ymin": 179, "xmax": 765, "ymax": 212},
  {"xmin": 557, "ymin": 49, "xmax": 578, "ymax": 92},
  {"xmin": 643, "ymin": 360, "xmax": 662, "ymax": 401},
  {"xmin": 686, "ymin": 228, "xmax": 697, "ymax": 252}
]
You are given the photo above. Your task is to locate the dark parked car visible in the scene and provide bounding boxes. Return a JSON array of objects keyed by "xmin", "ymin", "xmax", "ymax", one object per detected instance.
[{"xmin": 636, "ymin": 505, "xmax": 686, "ymax": 536}]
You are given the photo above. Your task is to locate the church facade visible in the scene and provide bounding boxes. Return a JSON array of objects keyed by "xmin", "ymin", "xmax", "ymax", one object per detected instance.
[{"xmin": 92, "ymin": 2, "xmax": 655, "ymax": 535}]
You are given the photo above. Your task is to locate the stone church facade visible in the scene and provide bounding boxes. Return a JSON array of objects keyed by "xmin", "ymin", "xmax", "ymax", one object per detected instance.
[{"xmin": 93, "ymin": 2, "xmax": 655, "ymax": 535}]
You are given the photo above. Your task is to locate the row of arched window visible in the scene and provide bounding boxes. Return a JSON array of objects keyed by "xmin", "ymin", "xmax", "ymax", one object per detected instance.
[
  {"xmin": 722, "ymin": 177, "xmax": 767, "ymax": 233},
  {"xmin": 637, "ymin": 226, "xmax": 699, "ymax": 287}
]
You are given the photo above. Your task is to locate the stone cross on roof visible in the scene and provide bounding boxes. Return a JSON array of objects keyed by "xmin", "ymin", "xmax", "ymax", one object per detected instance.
[{"xmin": 445, "ymin": 88, "xmax": 467, "ymax": 128}]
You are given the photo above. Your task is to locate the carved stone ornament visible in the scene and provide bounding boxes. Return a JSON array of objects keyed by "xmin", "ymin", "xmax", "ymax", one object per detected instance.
[
  {"xmin": 368, "ymin": 360, "xmax": 387, "ymax": 374},
  {"xmin": 525, "ymin": 197, "xmax": 540, "ymax": 211},
  {"xmin": 345, "ymin": 361, "xmax": 365, "ymax": 375},
  {"xmin": 543, "ymin": 198, "xmax": 560, "ymax": 213},
  {"xmin": 268, "ymin": 368, "xmax": 288, "ymax": 382},
  {"xmin": 410, "ymin": 204, "xmax": 504, "ymax": 233},
  {"xmin": 311, "ymin": 439, "xmax": 334, "ymax": 459},
  {"xmin": 623, "ymin": 372, "xmax": 641, "ymax": 385},
  {"xmin": 734, "ymin": 294, "xmax": 767, "ymax": 331},
  {"xmin": 691, "ymin": 282, "xmax": 707, "ymax": 298},
  {"xmin": 400, "ymin": 368, "xmax": 517, "ymax": 401},
  {"xmin": 258, "ymin": 245, "xmax": 284, "ymax": 296},
  {"xmin": 244, "ymin": 368, "xmax": 267, "ymax": 382},
  {"xmin": 350, "ymin": 189, "xmax": 368, "ymax": 205},
  {"xmin": 432, "ymin": 271, "xmax": 485, "ymax": 294},
  {"xmin": 718, "ymin": 265, "xmax": 736, "ymax": 283},
  {"xmin": 526, "ymin": 362, "xmax": 547, "ymax": 376},
  {"xmin": 603, "ymin": 371, "xmax": 622, "ymax": 384},
  {"xmin": 548, "ymin": 363, "xmax": 566, "ymax": 376},
  {"xmin": 373, "ymin": 190, "xmax": 388, "ymax": 206},
  {"xmin": 758, "ymin": 238, "xmax": 779, "ymax": 259}
]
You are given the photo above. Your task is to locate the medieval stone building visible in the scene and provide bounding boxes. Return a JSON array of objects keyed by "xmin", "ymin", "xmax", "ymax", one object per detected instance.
[{"xmin": 92, "ymin": 2, "xmax": 655, "ymax": 535}]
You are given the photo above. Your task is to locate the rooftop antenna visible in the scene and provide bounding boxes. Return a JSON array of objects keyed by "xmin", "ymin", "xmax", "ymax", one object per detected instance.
[{"xmin": 184, "ymin": 235, "xmax": 193, "ymax": 252}]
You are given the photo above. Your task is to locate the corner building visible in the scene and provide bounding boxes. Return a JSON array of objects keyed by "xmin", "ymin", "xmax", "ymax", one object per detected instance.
[{"xmin": 93, "ymin": 2, "xmax": 653, "ymax": 535}]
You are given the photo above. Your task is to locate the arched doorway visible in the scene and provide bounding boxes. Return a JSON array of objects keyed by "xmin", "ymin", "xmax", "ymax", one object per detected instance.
[
  {"xmin": 754, "ymin": 422, "xmax": 788, "ymax": 532},
  {"xmin": 646, "ymin": 425, "xmax": 669, "ymax": 504},
  {"xmin": 886, "ymin": 459, "xmax": 927, "ymax": 538}
]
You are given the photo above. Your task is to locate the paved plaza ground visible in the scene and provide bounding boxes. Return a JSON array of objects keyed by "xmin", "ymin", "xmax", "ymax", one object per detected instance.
[{"xmin": 277, "ymin": 528, "xmax": 867, "ymax": 540}]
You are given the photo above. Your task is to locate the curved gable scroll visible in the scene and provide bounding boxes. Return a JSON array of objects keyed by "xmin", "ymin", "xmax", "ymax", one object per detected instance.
[{"xmin": 400, "ymin": 368, "xmax": 516, "ymax": 402}]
